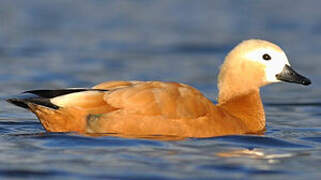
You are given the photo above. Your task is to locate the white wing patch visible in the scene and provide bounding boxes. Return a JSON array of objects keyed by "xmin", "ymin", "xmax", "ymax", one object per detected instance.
[{"xmin": 50, "ymin": 91, "xmax": 106, "ymax": 108}]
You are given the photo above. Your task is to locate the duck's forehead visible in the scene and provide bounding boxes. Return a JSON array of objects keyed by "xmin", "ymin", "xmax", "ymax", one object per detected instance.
[{"xmin": 241, "ymin": 40, "xmax": 283, "ymax": 53}]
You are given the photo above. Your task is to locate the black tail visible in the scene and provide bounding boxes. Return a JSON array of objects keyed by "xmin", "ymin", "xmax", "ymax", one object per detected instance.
[{"xmin": 6, "ymin": 89, "xmax": 108, "ymax": 110}]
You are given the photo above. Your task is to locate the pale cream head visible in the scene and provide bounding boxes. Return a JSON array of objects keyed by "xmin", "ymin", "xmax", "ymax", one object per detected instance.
[{"xmin": 217, "ymin": 39, "xmax": 308, "ymax": 103}]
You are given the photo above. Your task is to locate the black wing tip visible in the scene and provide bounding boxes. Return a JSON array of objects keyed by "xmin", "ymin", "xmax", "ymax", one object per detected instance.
[
  {"xmin": 23, "ymin": 89, "xmax": 88, "ymax": 98},
  {"xmin": 6, "ymin": 98, "xmax": 30, "ymax": 109},
  {"xmin": 23, "ymin": 88, "xmax": 108, "ymax": 98},
  {"xmin": 6, "ymin": 94, "xmax": 60, "ymax": 110}
]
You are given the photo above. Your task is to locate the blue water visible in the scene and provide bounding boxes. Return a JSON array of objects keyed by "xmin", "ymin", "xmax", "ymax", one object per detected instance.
[{"xmin": 1, "ymin": 1, "xmax": 321, "ymax": 179}]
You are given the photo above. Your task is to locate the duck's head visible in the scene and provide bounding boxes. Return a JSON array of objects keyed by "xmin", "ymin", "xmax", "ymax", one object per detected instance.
[{"xmin": 218, "ymin": 39, "xmax": 311, "ymax": 103}]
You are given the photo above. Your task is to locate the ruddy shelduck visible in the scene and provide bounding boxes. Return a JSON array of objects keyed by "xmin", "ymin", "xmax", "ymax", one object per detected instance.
[{"xmin": 7, "ymin": 39, "xmax": 311, "ymax": 138}]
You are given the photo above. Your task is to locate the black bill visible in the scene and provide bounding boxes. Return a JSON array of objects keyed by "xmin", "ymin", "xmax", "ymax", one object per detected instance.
[{"xmin": 276, "ymin": 64, "xmax": 311, "ymax": 86}]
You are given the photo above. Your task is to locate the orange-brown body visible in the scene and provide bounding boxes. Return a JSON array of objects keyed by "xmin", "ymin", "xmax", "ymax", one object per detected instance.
[{"xmin": 8, "ymin": 39, "xmax": 310, "ymax": 138}]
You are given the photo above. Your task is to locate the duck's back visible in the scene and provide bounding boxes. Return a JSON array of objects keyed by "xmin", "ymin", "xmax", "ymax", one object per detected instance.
[{"xmin": 93, "ymin": 81, "xmax": 212, "ymax": 118}]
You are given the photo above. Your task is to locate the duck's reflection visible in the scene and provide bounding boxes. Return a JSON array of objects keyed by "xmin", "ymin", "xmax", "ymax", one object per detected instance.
[{"xmin": 216, "ymin": 148, "xmax": 297, "ymax": 164}]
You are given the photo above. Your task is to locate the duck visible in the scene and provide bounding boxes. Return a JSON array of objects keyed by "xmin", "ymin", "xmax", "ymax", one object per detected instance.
[{"xmin": 7, "ymin": 39, "xmax": 311, "ymax": 138}]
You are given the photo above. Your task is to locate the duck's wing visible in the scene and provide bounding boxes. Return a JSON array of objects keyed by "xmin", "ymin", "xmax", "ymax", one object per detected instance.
[{"xmin": 94, "ymin": 81, "xmax": 212, "ymax": 118}]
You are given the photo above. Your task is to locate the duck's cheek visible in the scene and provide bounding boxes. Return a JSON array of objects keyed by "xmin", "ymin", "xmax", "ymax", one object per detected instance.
[
  {"xmin": 264, "ymin": 70, "xmax": 281, "ymax": 83},
  {"xmin": 245, "ymin": 63, "xmax": 268, "ymax": 87},
  {"xmin": 263, "ymin": 62, "xmax": 285, "ymax": 83}
]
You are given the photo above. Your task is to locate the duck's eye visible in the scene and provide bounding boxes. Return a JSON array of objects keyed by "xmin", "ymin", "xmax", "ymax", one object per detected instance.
[{"xmin": 262, "ymin": 53, "xmax": 271, "ymax": 61}]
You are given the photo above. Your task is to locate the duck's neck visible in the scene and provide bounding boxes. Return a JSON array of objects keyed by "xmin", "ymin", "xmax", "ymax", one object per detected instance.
[{"xmin": 218, "ymin": 89, "xmax": 265, "ymax": 133}]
